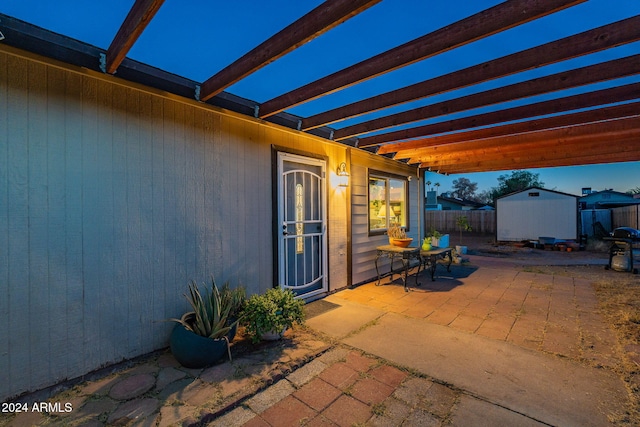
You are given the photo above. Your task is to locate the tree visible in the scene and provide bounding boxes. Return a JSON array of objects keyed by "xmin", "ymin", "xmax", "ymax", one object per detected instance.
[
  {"xmin": 627, "ymin": 187, "xmax": 640, "ymax": 195},
  {"xmin": 456, "ymin": 215, "xmax": 473, "ymax": 245},
  {"xmin": 476, "ymin": 190, "xmax": 494, "ymax": 205},
  {"xmin": 489, "ymin": 170, "xmax": 544, "ymax": 201},
  {"xmin": 451, "ymin": 177, "xmax": 478, "ymax": 200}
]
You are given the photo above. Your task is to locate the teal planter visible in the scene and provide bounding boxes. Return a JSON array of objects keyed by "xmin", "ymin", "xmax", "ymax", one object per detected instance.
[{"xmin": 169, "ymin": 324, "xmax": 228, "ymax": 368}]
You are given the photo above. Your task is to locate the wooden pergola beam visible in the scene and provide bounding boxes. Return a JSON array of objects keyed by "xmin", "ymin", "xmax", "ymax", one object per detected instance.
[
  {"xmin": 301, "ymin": 15, "xmax": 640, "ymax": 131},
  {"xmin": 426, "ymin": 137, "xmax": 640, "ymax": 173},
  {"xmin": 425, "ymin": 138, "xmax": 640, "ymax": 168},
  {"xmin": 334, "ymin": 54, "xmax": 640, "ymax": 141},
  {"xmin": 433, "ymin": 148, "xmax": 640, "ymax": 174},
  {"xmin": 357, "ymin": 81, "xmax": 640, "ymax": 147},
  {"xmin": 411, "ymin": 116, "xmax": 640, "ymax": 162},
  {"xmin": 419, "ymin": 133, "xmax": 640, "ymax": 168},
  {"xmin": 258, "ymin": 0, "xmax": 585, "ymax": 118},
  {"xmin": 383, "ymin": 101, "xmax": 640, "ymax": 158},
  {"xmin": 414, "ymin": 129, "xmax": 640, "ymax": 172},
  {"xmin": 105, "ymin": 0, "xmax": 165, "ymax": 74},
  {"xmin": 199, "ymin": 0, "xmax": 381, "ymax": 102},
  {"xmin": 412, "ymin": 120, "xmax": 640, "ymax": 174}
]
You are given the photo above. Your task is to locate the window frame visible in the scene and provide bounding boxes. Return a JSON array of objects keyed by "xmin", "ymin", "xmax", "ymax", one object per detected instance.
[{"xmin": 367, "ymin": 170, "xmax": 410, "ymax": 236}]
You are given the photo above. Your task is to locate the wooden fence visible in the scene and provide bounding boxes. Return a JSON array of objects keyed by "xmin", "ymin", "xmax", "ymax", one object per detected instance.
[
  {"xmin": 611, "ymin": 205, "xmax": 640, "ymax": 230},
  {"xmin": 424, "ymin": 210, "xmax": 496, "ymax": 235},
  {"xmin": 422, "ymin": 205, "xmax": 637, "ymax": 241}
]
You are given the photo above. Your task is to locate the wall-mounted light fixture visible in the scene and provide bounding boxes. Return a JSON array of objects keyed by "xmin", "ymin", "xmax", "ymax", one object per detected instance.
[{"xmin": 336, "ymin": 162, "xmax": 349, "ymax": 187}]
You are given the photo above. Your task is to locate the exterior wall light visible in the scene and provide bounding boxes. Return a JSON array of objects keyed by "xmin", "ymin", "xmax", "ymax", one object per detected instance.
[{"xmin": 337, "ymin": 162, "xmax": 349, "ymax": 187}]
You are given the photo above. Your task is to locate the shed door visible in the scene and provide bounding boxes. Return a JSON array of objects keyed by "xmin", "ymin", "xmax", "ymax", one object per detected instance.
[{"xmin": 277, "ymin": 152, "xmax": 327, "ymax": 299}]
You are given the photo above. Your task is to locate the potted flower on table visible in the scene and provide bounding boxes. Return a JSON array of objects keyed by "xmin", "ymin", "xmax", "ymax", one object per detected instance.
[{"xmin": 388, "ymin": 223, "xmax": 413, "ymax": 247}]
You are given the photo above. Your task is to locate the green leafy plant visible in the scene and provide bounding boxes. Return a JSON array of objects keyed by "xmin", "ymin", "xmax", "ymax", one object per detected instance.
[
  {"xmin": 456, "ymin": 215, "xmax": 473, "ymax": 244},
  {"xmin": 242, "ymin": 287, "xmax": 306, "ymax": 343},
  {"xmin": 428, "ymin": 227, "xmax": 442, "ymax": 239},
  {"xmin": 170, "ymin": 278, "xmax": 236, "ymax": 339}
]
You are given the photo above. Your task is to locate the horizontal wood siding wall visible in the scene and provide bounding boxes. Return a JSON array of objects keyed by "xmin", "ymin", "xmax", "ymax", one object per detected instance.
[
  {"xmin": 611, "ymin": 205, "xmax": 640, "ymax": 229},
  {"xmin": 0, "ymin": 47, "xmax": 348, "ymax": 400},
  {"xmin": 350, "ymin": 150, "xmax": 419, "ymax": 286},
  {"xmin": 424, "ymin": 210, "xmax": 496, "ymax": 235}
]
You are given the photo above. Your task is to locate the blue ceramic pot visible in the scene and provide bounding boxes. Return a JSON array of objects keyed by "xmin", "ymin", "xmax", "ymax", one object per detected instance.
[{"xmin": 169, "ymin": 323, "xmax": 228, "ymax": 368}]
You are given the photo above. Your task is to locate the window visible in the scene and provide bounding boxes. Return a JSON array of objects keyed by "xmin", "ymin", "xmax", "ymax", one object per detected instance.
[{"xmin": 369, "ymin": 172, "xmax": 408, "ymax": 234}]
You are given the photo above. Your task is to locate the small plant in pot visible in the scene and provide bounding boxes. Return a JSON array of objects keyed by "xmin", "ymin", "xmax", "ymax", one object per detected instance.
[
  {"xmin": 169, "ymin": 278, "xmax": 240, "ymax": 368},
  {"xmin": 242, "ymin": 287, "xmax": 306, "ymax": 343},
  {"xmin": 428, "ymin": 227, "xmax": 449, "ymax": 248},
  {"xmin": 388, "ymin": 222, "xmax": 413, "ymax": 247}
]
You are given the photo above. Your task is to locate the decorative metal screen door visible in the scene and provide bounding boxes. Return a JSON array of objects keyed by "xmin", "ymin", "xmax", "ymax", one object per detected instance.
[{"xmin": 277, "ymin": 152, "xmax": 327, "ymax": 298}]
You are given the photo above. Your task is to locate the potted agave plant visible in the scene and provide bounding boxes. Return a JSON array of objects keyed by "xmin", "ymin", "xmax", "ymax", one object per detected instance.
[
  {"xmin": 242, "ymin": 287, "xmax": 305, "ymax": 343},
  {"xmin": 169, "ymin": 278, "xmax": 240, "ymax": 368}
]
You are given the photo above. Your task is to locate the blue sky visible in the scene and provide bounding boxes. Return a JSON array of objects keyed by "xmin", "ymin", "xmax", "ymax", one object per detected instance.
[
  {"xmin": 426, "ymin": 163, "xmax": 639, "ymax": 198},
  {"xmin": 1, "ymin": 0, "xmax": 639, "ymax": 195}
]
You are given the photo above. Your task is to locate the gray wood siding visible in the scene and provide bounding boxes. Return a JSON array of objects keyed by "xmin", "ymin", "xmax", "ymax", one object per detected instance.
[
  {"xmin": 350, "ymin": 151, "xmax": 420, "ymax": 285},
  {"xmin": 0, "ymin": 47, "xmax": 350, "ymax": 400}
]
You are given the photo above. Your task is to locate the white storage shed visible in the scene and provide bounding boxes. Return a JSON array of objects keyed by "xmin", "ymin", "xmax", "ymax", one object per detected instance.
[{"xmin": 497, "ymin": 187, "xmax": 578, "ymax": 242}]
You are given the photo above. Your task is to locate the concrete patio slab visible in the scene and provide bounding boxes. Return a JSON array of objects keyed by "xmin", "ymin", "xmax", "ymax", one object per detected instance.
[
  {"xmin": 450, "ymin": 394, "xmax": 547, "ymax": 427},
  {"xmin": 304, "ymin": 295, "xmax": 385, "ymax": 339},
  {"xmin": 342, "ymin": 311, "xmax": 627, "ymax": 427}
]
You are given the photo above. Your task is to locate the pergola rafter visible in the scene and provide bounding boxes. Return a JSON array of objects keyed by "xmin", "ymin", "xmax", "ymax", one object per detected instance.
[
  {"xmin": 301, "ymin": 15, "xmax": 640, "ymax": 131},
  {"xmin": 382, "ymin": 101, "xmax": 640, "ymax": 159},
  {"xmin": 357, "ymin": 82, "xmax": 640, "ymax": 148},
  {"xmin": 414, "ymin": 116, "xmax": 640, "ymax": 160},
  {"xmin": 413, "ymin": 117, "xmax": 640, "ymax": 173},
  {"xmin": 334, "ymin": 54, "xmax": 640, "ymax": 141},
  {"xmin": 432, "ymin": 148, "xmax": 640, "ymax": 174},
  {"xmin": 105, "ymin": 0, "xmax": 165, "ymax": 74},
  {"xmin": 425, "ymin": 142, "xmax": 640, "ymax": 174},
  {"xmin": 198, "ymin": 0, "xmax": 381, "ymax": 103},
  {"xmin": 258, "ymin": 0, "xmax": 585, "ymax": 119}
]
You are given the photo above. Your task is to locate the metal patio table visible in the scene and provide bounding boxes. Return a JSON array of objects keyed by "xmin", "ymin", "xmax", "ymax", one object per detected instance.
[
  {"xmin": 375, "ymin": 245, "xmax": 422, "ymax": 292},
  {"xmin": 420, "ymin": 247, "xmax": 453, "ymax": 281}
]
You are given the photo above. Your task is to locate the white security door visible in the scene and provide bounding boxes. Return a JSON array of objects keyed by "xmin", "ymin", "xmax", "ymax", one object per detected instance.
[{"xmin": 277, "ymin": 152, "xmax": 327, "ymax": 298}]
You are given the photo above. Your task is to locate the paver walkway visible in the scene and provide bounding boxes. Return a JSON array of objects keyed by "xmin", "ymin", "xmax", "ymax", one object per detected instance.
[{"xmin": 3, "ymin": 334, "xmax": 333, "ymax": 426}]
